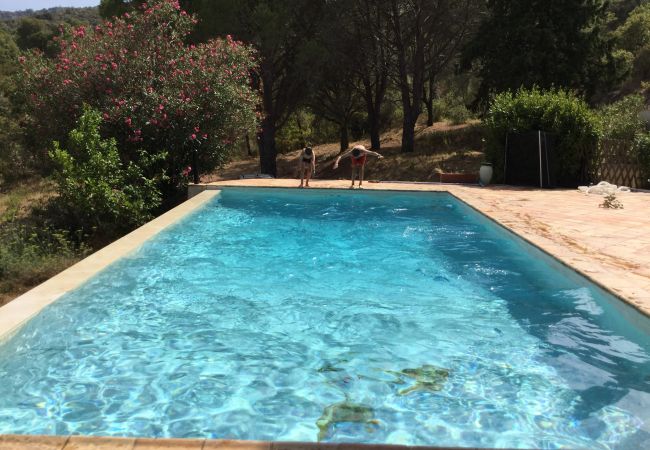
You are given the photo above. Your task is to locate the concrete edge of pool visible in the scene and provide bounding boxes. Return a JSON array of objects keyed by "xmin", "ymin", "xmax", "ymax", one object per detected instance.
[
  {"xmin": 0, "ymin": 435, "xmax": 496, "ymax": 450},
  {"xmin": 0, "ymin": 190, "xmax": 220, "ymax": 344}
]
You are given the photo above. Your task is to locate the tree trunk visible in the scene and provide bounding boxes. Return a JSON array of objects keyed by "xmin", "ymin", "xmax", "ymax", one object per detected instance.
[
  {"xmin": 401, "ymin": 111, "xmax": 417, "ymax": 153},
  {"xmin": 257, "ymin": 117, "xmax": 277, "ymax": 177},
  {"xmin": 424, "ymin": 75, "xmax": 435, "ymax": 126},
  {"xmin": 369, "ymin": 112, "xmax": 381, "ymax": 150},
  {"xmin": 245, "ymin": 133, "xmax": 254, "ymax": 157},
  {"xmin": 339, "ymin": 125, "xmax": 350, "ymax": 152}
]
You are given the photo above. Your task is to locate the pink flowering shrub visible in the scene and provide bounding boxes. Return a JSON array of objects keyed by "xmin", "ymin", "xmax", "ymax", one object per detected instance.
[{"xmin": 19, "ymin": 0, "xmax": 258, "ymax": 189}]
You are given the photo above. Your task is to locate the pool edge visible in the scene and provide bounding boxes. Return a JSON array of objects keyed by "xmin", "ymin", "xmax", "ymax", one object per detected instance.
[
  {"xmin": 0, "ymin": 434, "xmax": 501, "ymax": 450},
  {"xmin": 0, "ymin": 190, "xmax": 220, "ymax": 344}
]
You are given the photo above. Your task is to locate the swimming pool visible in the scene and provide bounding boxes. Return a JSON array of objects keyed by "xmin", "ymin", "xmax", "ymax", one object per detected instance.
[{"xmin": 0, "ymin": 188, "xmax": 648, "ymax": 448}]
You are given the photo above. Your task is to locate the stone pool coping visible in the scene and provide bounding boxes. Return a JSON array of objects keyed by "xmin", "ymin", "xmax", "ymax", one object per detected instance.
[{"xmin": 0, "ymin": 435, "xmax": 482, "ymax": 450}]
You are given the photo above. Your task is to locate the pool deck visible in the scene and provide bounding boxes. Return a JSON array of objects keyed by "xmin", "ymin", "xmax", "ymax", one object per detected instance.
[
  {"xmin": 0, "ymin": 435, "xmax": 474, "ymax": 450},
  {"xmin": 193, "ymin": 179, "xmax": 650, "ymax": 318},
  {"xmin": 0, "ymin": 179, "xmax": 649, "ymax": 450}
]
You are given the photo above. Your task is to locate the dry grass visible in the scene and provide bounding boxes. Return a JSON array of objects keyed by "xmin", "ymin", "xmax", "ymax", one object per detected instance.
[
  {"xmin": 0, "ymin": 177, "xmax": 57, "ymax": 220},
  {"xmin": 203, "ymin": 120, "xmax": 486, "ymax": 183},
  {"xmin": 0, "ymin": 178, "xmax": 83, "ymax": 307}
]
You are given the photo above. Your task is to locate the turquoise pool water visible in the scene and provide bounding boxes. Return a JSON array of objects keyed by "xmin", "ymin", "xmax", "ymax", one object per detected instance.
[{"xmin": 0, "ymin": 188, "xmax": 648, "ymax": 448}]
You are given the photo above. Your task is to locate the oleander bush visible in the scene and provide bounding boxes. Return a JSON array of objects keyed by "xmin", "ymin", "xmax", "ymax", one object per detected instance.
[{"xmin": 17, "ymin": 0, "xmax": 258, "ymax": 194}]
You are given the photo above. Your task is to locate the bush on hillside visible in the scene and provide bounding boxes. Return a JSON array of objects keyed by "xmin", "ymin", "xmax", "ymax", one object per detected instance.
[
  {"xmin": 18, "ymin": 0, "xmax": 258, "ymax": 196},
  {"xmin": 636, "ymin": 133, "xmax": 650, "ymax": 177},
  {"xmin": 50, "ymin": 106, "xmax": 165, "ymax": 236},
  {"xmin": 597, "ymin": 94, "xmax": 650, "ymax": 188},
  {"xmin": 484, "ymin": 87, "xmax": 600, "ymax": 185},
  {"xmin": 597, "ymin": 94, "xmax": 646, "ymax": 140}
]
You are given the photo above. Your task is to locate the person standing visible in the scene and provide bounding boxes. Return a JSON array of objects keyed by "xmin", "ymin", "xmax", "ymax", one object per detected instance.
[{"xmin": 298, "ymin": 146, "xmax": 316, "ymax": 188}]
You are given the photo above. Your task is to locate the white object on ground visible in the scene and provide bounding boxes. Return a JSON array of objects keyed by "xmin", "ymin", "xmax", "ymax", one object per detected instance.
[{"xmin": 577, "ymin": 181, "xmax": 631, "ymax": 195}]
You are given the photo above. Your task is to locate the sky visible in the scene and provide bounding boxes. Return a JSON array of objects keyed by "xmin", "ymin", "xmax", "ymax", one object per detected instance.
[{"xmin": 0, "ymin": 0, "xmax": 99, "ymax": 11}]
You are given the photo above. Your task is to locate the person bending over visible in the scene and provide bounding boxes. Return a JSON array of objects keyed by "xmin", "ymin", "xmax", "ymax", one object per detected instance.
[{"xmin": 333, "ymin": 144, "xmax": 383, "ymax": 189}]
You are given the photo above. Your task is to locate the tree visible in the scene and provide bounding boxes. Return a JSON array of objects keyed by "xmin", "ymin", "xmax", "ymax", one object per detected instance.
[
  {"xmin": 0, "ymin": 29, "xmax": 18, "ymax": 82},
  {"xmin": 386, "ymin": 0, "xmax": 480, "ymax": 153},
  {"xmin": 614, "ymin": 2, "xmax": 650, "ymax": 85},
  {"xmin": 180, "ymin": 0, "xmax": 326, "ymax": 176},
  {"xmin": 348, "ymin": 0, "xmax": 391, "ymax": 150},
  {"xmin": 465, "ymin": 0, "xmax": 615, "ymax": 103},
  {"xmin": 18, "ymin": 0, "xmax": 258, "ymax": 195},
  {"xmin": 0, "ymin": 29, "xmax": 23, "ymax": 182},
  {"xmin": 15, "ymin": 17, "xmax": 59, "ymax": 56},
  {"xmin": 309, "ymin": 6, "xmax": 363, "ymax": 152},
  {"xmin": 98, "ymin": 0, "xmax": 146, "ymax": 19}
]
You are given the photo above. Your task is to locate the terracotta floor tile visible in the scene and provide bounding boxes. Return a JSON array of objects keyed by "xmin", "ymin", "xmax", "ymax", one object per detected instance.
[
  {"xmin": 64, "ymin": 436, "xmax": 135, "ymax": 450},
  {"xmin": 203, "ymin": 440, "xmax": 271, "ymax": 450},
  {"xmin": 0, "ymin": 435, "xmax": 69, "ymax": 450},
  {"xmin": 270, "ymin": 442, "xmax": 335, "ymax": 450},
  {"xmin": 133, "ymin": 438, "xmax": 205, "ymax": 450}
]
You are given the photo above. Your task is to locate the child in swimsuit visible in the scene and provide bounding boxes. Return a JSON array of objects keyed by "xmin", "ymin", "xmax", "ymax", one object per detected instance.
[
  {"xmin": 333, "ymin": 144, "xmax": 384, "ymax": 189},
  {"xmin": 298, "ymin": 146, "xmax": 316, "ymax": 188}
]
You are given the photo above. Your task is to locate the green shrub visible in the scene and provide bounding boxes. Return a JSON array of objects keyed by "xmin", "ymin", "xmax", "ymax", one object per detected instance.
[
  {"xmin": 485, "ymin": 87, "xmax": 600, "ymax": 185},
  {"xmin": 0, "ymin": 205, "xmax": 87, "ymax": 303},
  {"xmin": 597, "ymin": 95, "xmax": 650, "ymax": 188},
  {"xmin": 597, "ymin": 94, "xmax": 646, "ymax": 140},
  {"xmin": 635, "ymin": 133, "xmax": 650, "ymax": 187},
  {"xmin": 445, "ymin": 104, "xmax": 473, "ymax": 125},
  {"xmin": 50, "ymin": 106, "xmax": 165, "ymax": 237},
  {"xmin": 276, "ymin": 110, "xmax": 314, "ymax": 153}
]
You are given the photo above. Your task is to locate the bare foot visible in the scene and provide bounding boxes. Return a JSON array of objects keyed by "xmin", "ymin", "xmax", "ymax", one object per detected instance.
[
  {"xmin": 298, "ymin": 184, "xmax": 304, "ymax": 188},
  {"xmin": 349, "ymin": 185, "xmax": 355, "ymax": 189}
]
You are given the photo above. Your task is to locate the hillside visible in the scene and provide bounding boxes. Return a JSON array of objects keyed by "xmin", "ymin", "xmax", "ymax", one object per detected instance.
[
  {"xmin": 204, "ymin": 120, "xmax": 486, "ymax": 183},
  {"xmin": 0, "ymin": 6, "xmax": 100, "ymax": 32}
]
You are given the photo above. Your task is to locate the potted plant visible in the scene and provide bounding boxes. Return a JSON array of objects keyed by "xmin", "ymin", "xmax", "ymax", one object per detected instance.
[{"xmin": 479, "ymin": 162, "xmax": 493, "ymax": 186}]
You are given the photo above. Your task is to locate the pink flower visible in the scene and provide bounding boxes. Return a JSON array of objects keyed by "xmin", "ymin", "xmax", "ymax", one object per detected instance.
[
  {"xmin": 125, "ymin": 117, "xmax": 132, "ymax": 127},
  {"xmin": 182, "ymin": 166, "xmax": 192, "ymax": 177},
  {"xmin": 190, "ymin": 134, "xmax": 197, "ymax": 140}
]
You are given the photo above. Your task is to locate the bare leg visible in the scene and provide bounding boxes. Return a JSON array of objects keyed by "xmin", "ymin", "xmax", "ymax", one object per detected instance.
[
  {"xmin": 305, "ymin": 167, "xmax": 312, "ymax": 187},
  {"xmin": 359, "ymin": 164, "xmax": 365, "ymax": 188},
  {"xmin": 299, "ymin": 163, "xmax": 305, "ymax": 188},
  {"xmin": 350, "ymin": 165, "xmax": 356, "ymax": 188}
]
